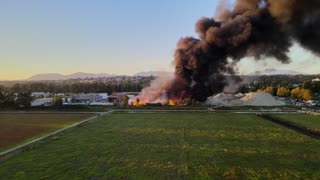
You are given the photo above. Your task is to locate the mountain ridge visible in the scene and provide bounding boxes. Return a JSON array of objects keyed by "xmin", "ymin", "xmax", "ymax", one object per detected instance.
[
  {"xmin": 27, "ymin": 72, "xmax": 118, "ymax": 81},
  {"xmin": 25, "ymin": 69, "xmax": 307, "ymax": 81},
  {"xmin": 249, "ymin": 68, "xmax": 306, "ymax": 75}
]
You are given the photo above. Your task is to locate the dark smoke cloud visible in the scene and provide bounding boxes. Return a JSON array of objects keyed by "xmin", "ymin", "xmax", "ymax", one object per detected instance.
[{"xmin": 137, "ymin": 0, "xmax": 320, "ymax": 103}]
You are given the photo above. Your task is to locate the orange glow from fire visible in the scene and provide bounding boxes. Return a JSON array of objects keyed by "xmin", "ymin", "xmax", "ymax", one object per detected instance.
[
  {"xmin": 168, "ymin": 99, "xmax": 175, "ymax": 106},
  {"xmin": 131, "ymin": 98, "xmax": 186, "ymax": 107},
  {"xmin": 132, "ymin": 100, "xmax": 146, "ymax": 106}
]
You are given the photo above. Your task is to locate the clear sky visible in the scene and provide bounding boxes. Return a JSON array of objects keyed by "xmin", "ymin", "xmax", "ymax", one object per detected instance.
[{"xmin": 0, "ymin": 0, "xmax": 319, "ymax": 80}]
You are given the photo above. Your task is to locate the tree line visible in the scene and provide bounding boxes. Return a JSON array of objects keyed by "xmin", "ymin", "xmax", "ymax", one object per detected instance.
[
  {"xmin": 256, "ymin": 86, "xmax": 313, "ymax": 101},
  {"xmin": 0, "ymin": 92, "xmax": 33, "ymax": 109},
  {"xmin": 0, "ymin": 81, "xmax": 146, "ymax": 94},
  {"xmin": 239, "ymin": 77, "xmax": 320, "ymax": 101}
]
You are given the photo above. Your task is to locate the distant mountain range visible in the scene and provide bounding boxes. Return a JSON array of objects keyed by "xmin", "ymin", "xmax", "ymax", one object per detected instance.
[
  {"xmin": 26, "ymin": 71, "xmax": 166, "ymax": 81},
  {"xmin": 27, "ymin": 72, "xmax": 118, "ymax": 81},
  {"xmin": 133, "ymin": 71, "xmax": 173, "ymax": 77},
  {"xmin": 25, "ymin": 69, "xmax": 306, "ymax": 81},
  {"xmin": 250, "ymin": 68, "xmax": 306, "ymax": 75}
]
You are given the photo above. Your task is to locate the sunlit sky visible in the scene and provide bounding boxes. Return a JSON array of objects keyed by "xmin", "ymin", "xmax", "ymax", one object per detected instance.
[{"xmin": 1, "ymin": 0, "xmax": 319, "ymax": 80}]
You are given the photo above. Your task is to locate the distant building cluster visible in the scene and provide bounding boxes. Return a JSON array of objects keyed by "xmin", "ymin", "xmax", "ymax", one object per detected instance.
[{"xmin": 31, "ymin": 92, "xmax": 139, "ymax": 107}]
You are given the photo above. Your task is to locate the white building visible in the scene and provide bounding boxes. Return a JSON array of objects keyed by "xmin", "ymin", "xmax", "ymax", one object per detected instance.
[
  {"xmin": 31, "ymin": 92, "xmax": 49, "ymax": 97},
  {"xmin": 70, "ymin": 93, "xmax": 108, "ymax": 105},
  {"xmin": 312, "ymin": 78, "xmax": 320, "ymax": 82},
  {"xmin": 31, "ymin": 98, "xmax": 53, "ymax": 107}
]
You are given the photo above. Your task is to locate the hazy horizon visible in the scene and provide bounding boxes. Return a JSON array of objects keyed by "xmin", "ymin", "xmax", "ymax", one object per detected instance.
[{"xmin": 1, "ymin": 0, "xmax": 319, "ymax": 80}]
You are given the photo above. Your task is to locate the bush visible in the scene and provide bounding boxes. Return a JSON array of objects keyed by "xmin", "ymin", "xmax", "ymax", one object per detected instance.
[
  {"xmin": 53, "ymin": 96, "xmax": 63, "ymax": 107},
  {"xmin": 277, "ymin": 87, "xmax": 290, "ymax": 97}
]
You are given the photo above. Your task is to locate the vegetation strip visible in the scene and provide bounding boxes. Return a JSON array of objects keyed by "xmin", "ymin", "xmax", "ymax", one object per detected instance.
[
  {"xmin": 0, "ymin": 111, "xmax": 114, "ymax": 158},
  {"xmin": 272, "ymin": 114, "xmax": 320, "ymax": 133},
  {"xmin": 117, "ymin": 109, "xmax": 300, "ymax": 113},
  {"xmin": 0, "ymin": 112, "xmax": 101, "ymax": 114},
  {"xmin": 257, "ymin": 114, "xmax": 320, "ymax": 140}
]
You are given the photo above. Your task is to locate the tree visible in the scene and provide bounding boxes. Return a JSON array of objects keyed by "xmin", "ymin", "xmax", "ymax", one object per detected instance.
[
  {"xmin": 312, "ymin": 82, "xmax": 320, "ymax": 94},
  {"xmin": 264, "ymin": 86, "xmax": 275, "ymax": 96},
  {"xmin": 52, "ymin": 96, "xmax": 63, "ymax": 107},
  {"xmin": 300, "ymin": 89, "xmax": 313, "ymax": 101},
  {"xmin": 257, "ymin": 89, "xmax": 264, "ymax": 93},
  {"xmin": 303, "ymin": 80, "xmax": 312, "ymax": 90},
  {"xmin": 122, "ymin": 95, "xmax": 129, "ymax": 107},
  {"xmin": 291, "ymin": 87, "xmax": 301, "ymax": 99},
  {"xmin": 11, "ymin": 84, "xmax": 23, "ymax": 93},
  {"xmin": 184, "ymin": 98, "xmax": 193, "ymax": 106},
  {"xmin": 16, "ymin": 92, "xmax": 33, "ymax": 108},
  {"xmin": 277, "ymin": 87, "xmax": 290, "ymax": 97},
  {"xmin": 0, "ymin": 92, "xmax": 5, "ymax": 108},
  {"xmin": 238, "ymin": 85, "xmax": 249, "ymax": 93},
  {"xmin": 0, "ymin": 85, "xmax": 5, "ymax": 92},
  {"xmin": 3, "ymin": 92, "xmax": 16, "ymax": 108}
]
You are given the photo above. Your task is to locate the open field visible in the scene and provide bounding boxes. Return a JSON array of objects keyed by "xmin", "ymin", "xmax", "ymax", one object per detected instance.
[
  {"xmin": 273, "ymin": 114, "xmax": 320, "ymax": 133},
  {"xmin": 0, "ymin": 113, "xmax": 94, "ymax": 151},
  {"xmin": 1, "ymin": 112, "xmax": 320, "ymax": 179},
  {"xmin": 0, "ymin": 104, "xmax": 308, "ymax": 112}
]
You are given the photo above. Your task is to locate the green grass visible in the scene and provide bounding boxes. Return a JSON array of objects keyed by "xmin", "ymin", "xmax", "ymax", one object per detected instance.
[
  {"xmin": 0, "ymin": 113, "xmax": 95, "ymax": 152},
  {"xmin": 1, "ymin": 104, "xmax": 304, "ymax": 112},
  {"xmin": 1, "ymin": 112, "xmax": 320, "ymax": 179},
  {"xmin": 273, "ymin": 113, "xmax": 320, "ymax": 133}
]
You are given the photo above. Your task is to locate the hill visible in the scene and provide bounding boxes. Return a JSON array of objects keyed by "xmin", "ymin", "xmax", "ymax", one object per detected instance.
[
  {"xmin": 27, "ymin": 72, "xmax": 117, "ymax": 81},
  {"xmin": 250, "ymin": 68, "xmax": 305, "ymax": 75}
]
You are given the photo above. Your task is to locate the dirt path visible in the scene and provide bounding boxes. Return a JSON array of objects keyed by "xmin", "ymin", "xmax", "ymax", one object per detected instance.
[{"xmin": 258, "ymin": 114, "xmax": 320, "ymax": 140}]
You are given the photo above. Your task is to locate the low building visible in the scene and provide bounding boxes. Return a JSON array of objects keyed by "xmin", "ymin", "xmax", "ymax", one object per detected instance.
[
  {"xmin": 107, "ymin": 93, "xmax": 121, "ymax": 103},
  {"xmin": 31, "ymin": 92, "xmax": 49, "ymax": 97},
  {"xmin": 120, "ymin": 92, "xmax": 140, "ymax": 96},
  {"xmin": 71, "ymin": 93, "xmax": 108, "ymax": 105},
  {"xmin": 98, "ymin": 93, "xmax": 108, "ymax": 100},
  {"xmin": 292, "ymin": 84, "xmax": 301, "ymax": 88},
  {"xmin": 107, "ymin": 92, "xmax": 136, "ymax": 106},
  {"xmin": 55, "ymin": 93, "xmax": 66, "ymax": 96},
  {"xmin": 31, "ymin": 98, "xmax": 53, "ymax": 107},
  {"xmin": 312, "ymin": 78, "xmax": 320, "ymax": 82},
  {"xmin": 306, "ymin": 100, "xmax": 319, "ymax": 106}
]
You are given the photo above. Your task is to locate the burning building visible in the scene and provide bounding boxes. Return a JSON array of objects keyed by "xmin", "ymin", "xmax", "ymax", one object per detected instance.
[{"xmin": 131, "ymin": 0, "xmax": 320, "ymax": 106}]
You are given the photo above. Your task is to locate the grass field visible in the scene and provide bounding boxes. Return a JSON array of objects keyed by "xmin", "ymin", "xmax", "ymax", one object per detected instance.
[
  {"xmin": 1, "ymin": 112, "xmax": 320, "ymax": 179},
  {"xmin": 273, "ymin": 113, "xmax": 320, "ymax": 133},
  {"xmin": 0, "ymin": 113, "xmax": 94, "ymax": 151}
]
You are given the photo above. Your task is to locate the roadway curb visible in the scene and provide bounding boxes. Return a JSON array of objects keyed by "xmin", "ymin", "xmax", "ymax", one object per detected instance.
[{"xmin": 0, "ymin": 111, "xmax": 115, "ymax": 159}]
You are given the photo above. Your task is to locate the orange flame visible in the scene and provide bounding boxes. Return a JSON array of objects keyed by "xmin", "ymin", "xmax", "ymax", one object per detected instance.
[
  {"xmin": 132, "ymin": 101, "xmax": 146, "ymax": 106},
  {"xmin": 130, "ymin": 98, "xmax": 186, "ymax": 106},
  {"xmin": 168, "ymin": 99, "xmax": 176, "ymax": 106},
  {"xmin": 168, "ymin": 99, "xmax": 186, "ymax": 106}
]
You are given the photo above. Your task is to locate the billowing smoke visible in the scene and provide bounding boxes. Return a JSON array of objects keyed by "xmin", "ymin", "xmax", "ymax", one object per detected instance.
[
  {"xmin": 129, "ymin": 72, "xmax": 175, "ymax": 105},
  {"xmin": 133, "ymin": 0, "xmax": 320, "ymax": 104}
]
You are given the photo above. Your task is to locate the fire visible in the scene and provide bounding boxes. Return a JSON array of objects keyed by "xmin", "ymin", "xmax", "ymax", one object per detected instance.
[
  {"xmin": 168, "ymin": 99, "xmax": 186, "ymax": 106},
  {"xmin": 130, "ymin": 97, "xmax": 187, "ymax": 107},
  {"xmin": 168, "ymin": 99, "xmax": 176, "ymax": 106},
  {"xmin": 131, "ymin": 99, "xmax": 146, "ymax": 107}
]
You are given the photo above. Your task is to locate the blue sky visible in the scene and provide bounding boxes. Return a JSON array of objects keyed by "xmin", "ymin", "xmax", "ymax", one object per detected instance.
[
  {"xmin": 0, "ymin": 0, "xmax": 217, "ymax": 79},
  {"xmin": 0, "ymin": 0, "xmax": 318, "ymax": 80}
]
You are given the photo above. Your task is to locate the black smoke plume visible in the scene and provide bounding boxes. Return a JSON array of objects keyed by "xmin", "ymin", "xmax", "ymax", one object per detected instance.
[{"xmin": 133, "ymin": 0, "xmax": 320, "ymax": 104}]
